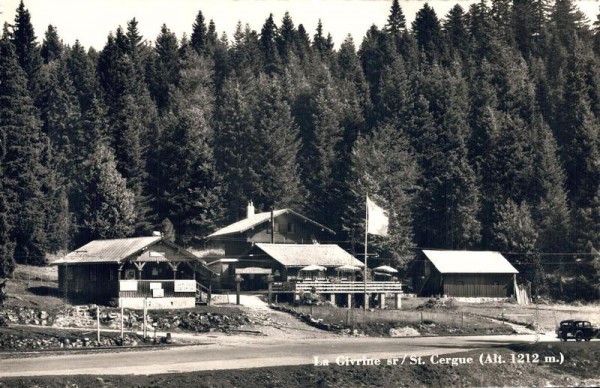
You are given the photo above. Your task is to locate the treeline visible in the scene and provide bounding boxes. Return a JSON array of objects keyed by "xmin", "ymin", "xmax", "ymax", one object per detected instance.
[{"xmin": 1, "ymin": 0, "xmax": 600, "ymax": 297}]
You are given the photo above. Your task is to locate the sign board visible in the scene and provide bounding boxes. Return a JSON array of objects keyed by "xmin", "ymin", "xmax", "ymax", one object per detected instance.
[
  {"xmin": 174, "ymin": 280, "xmax": 196, "ymax": 293},
  {"xmin": 120, "ymin": 280, "xmax": 138, "ymax": 292},
  {"xmin": 149, "ymin": 282, "xmax": 162, "ymax": 290},
  {"xmin": 152, "ymin": 288, "xmax": 164, "ymax": 298}
]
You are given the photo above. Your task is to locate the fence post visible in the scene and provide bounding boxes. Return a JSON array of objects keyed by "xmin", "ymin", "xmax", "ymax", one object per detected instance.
[
  {"xmin": 462, "ymin": 312, "xmax": 464, "ymax": 327},
  {"xmin": 96, "ymin": 306, "xmax": 100, "ymax": 343},
  {"xmin": 346, "ymin": 309, "xmax": 350, "ymax": 326},
  {"xmin": 420, "ymin": 311, "xmax": 423, "ymax": 323}
]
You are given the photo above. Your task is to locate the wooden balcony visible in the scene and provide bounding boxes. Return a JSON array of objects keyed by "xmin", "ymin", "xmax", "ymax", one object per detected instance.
[{"xmin": 272, "ymin": 279, "xmax": 403, "ymax": 294}]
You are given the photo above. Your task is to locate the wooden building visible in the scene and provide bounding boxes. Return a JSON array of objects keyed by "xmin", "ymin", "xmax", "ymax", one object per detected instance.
[
  {"xmin": 235, "ymin": 243, "xmax": 365, "ymax": 290},
  {"xmin": 413, "ymin": 250, "xmax": 518, "ymax": 298},
  {"xmin": 52, "ymin": 236, "xmax": 216, "ymax": 309},
  {"xmin": 206, "ymin": 202, "xmax": 335, "ymax": 289}
]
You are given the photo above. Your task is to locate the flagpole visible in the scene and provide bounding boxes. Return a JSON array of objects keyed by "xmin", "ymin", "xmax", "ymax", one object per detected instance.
[{"xmin": 364, "ymin": 194, "xmax": 368, "ymax": 311}]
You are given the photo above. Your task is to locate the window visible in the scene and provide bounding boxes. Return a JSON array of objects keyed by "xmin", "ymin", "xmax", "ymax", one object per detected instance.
[{"xmin": 287, "ymin": 223, "xmax": 295, "ymax": 233}]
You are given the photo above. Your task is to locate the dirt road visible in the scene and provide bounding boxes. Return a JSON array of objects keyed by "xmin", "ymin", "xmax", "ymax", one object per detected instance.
[{"xmin": 0, "ymin": 333, "xmax": 556, "ymax": 377}]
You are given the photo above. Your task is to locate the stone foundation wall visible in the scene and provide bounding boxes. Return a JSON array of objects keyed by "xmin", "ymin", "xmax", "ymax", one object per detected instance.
[{"xmin": 119, "ymin": 297, "xmax": 195, "ymax": 310}]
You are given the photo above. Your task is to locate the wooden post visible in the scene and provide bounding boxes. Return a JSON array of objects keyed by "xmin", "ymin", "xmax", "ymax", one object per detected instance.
[
  {"xmin": 394, "ymin": 293, "xmax": 402, "ymax": 309},
  {"xmin": 347, "ymin": 293, "xmax": 352, "ymax": 309},
  {"xmin": 143, "ymin": 298, "xmax": 147, "ymax": 339},
  {"xmin": 235, "ymin": 275, "xmax": 242, "ymax": 305},
  {"xmin": 267, "ymin": 275, "xmax": 273, "ymax": 305},
  {"xmin": 120, "ymin": 305, "xmax": 124, "ymax": 340},
  {"xmin": 329, "ymin": 294, "xmax": 336, "ymax": 306},
  {"xmin": 96, "ymin": 306, "xmax": 100, "ymax": 343},
  {"xmin": 379, "ymin": 293, "xmax": 386, "ymax": 309}
]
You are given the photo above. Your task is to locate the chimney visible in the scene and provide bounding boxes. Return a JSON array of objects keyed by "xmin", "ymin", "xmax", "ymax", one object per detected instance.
[{"xmin": 247, "ymin": 201, "xmax": 255, "ymax": 218}]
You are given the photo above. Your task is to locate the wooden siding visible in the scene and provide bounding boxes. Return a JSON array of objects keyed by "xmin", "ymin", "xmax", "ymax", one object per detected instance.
[
  {"xmin": 442, "ymin": 274, "xmax": 513, "ymax": 297},
  {"xmin": 58, "ymin": 263, "xmax": 119, "ymax": 304}
]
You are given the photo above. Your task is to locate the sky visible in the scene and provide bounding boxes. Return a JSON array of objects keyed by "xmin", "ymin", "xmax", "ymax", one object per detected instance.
[{"xmin": 0, "ymin": 0, "xmax": 599, "ymax": 51}]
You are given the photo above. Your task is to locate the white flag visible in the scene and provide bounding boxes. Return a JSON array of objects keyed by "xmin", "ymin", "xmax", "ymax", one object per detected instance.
[{"xmin": 367, "ymin": 196, "xmax": 389, "ymax": 236}]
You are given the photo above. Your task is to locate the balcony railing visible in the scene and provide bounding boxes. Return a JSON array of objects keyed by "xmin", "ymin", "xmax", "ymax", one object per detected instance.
[
  {"xmin": 272, "ymin": 280, "xmax": 403, "ymax": 294},
  {"xmin": 119, "ymin": 279, "xmax": 196, "ymax": 298}
]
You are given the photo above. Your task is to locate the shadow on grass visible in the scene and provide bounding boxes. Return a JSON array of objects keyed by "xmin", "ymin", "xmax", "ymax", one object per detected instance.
[{"xmin": 27, "ymin": 286, "xmax": 63, "ymax": 298}]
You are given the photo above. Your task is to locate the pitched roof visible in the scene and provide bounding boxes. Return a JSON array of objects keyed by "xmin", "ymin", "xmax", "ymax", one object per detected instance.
[
  {"xmin": 255, "ymin": 243, "xmax": 364, "ymax": 268},
  {"xmin": 53, "ymin": 236, "xmax": 162, "ymax": 264},
  {"xmin": 207, "ymin": 209, "xmax": 335, "ymax": 238},
  {"xmin": 422, "ymin": 250, "xmax": 518, "ymax": 274}
]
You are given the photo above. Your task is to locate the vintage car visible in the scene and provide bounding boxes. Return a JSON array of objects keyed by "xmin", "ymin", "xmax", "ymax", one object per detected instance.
[{"xmin": 556, "ymin": 319, "xmax": 600, "ymax": 341}]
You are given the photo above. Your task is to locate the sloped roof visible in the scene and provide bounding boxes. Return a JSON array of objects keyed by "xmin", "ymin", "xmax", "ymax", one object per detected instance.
[
  {"xmin": 54, "ymin": 236, "xmax": 162, "ymax": 265},
  {"xmin": 255, "ymin": 243, "xmax": 364, "ymax": 268},
  {"xmin": 422, "ymin": 250, "xmax": 518, "ymax": 274},
  {"xmin": 207, "ymin": 209, "xmax": 335, "ymax": 238}
]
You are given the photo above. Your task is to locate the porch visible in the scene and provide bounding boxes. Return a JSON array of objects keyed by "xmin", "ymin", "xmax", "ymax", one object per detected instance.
[{"xmin": 118, "ymin": 279, "xmax": 210, "ymax": 309}]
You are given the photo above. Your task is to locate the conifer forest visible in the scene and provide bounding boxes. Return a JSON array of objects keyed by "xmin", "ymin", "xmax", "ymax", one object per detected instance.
[{"xmin": 1, "ymin": 0, "xmax": 600, "ymax": 299}]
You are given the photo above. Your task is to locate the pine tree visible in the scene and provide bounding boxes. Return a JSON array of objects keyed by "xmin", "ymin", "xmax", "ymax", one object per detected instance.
[
  {"xmin": 260, "ymin": 14, "xmax": 280, "ymax": 73},
  {"xmin": 493, "ymin": 200, "xmax": 548, "ymax": 297},
  {"xmin": 12, "ymin": 1, "xmax": 43, "ymax": 96},
  {"xmin": 41, "ymin": 25, "xmax": 63, "ymax": 63},
  {"xmin": 150, "ymin": 24, "xmax": 180, "ymax": 112},
  {"xmin": 385, "ymin": 0, "xmax": 407, "ymax": 34},
  {"xmin": 0, "ymin": 28, "xmax": 50, "ymax": 265},
  {"xmin": 65, "ymin": 40, "xmax": 98, "ymax": 113},
  {"xmin": 412, "ymin": 3, "xmax": 443, "ymax": 63},
  {"xmin": 342, "ymin": 123, "xmax": 419, "ymax": 268},
  {"xmin": 191, "ymin": 10, "xmax": 209, "ymax": 55},
  {"xmin": 81, "ymin": 144, "xmax": 136, "ymax": 240},
  {"xmin": 156, "ymin": 53, "xmax": 223, "ymax": 244}
]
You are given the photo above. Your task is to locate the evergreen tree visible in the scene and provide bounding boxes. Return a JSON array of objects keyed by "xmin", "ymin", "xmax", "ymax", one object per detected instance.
[
  {"xmin": 385, "ymin": 0, "xmax": 406, "ymax": 34},
  {"xmin": 12, "ymin": 1, "xmax": 43, "ymax": 96},
  {"xmin": 312, "ymin": 20, "xmax": 334, "ymax": 60},
  {"xmin": 65, "ymin": 40, "xmax": 98, "ymax": 113},
  {"xmin": 493, "ymin": 200, "xmax": 547, "ymax": 296},
  {"xmin": 0, "ymin": 28, "xmax": 49, "ymax": 265},
  {"xmin": 150, "ymin": 24, "xmax": 180, "ymax": 112},
  {"xmin": 160, "ymin": 218, "xmax": 175, "ymax": 242},
  {"xmin": 190, "ymin": 10, "xmax": 209, "ymax": 55},
  {"xmin": 81, "ymin": 144, "xmax": 136, "ymax": 240},
  {"xmin": 41, "ymin": 25, "xmax": 63, "ymax": 63},
  {"xmin": 260, "ymin": 14, "xmax": 280, "ymax": 73},
  {"xmin": 277, "ymin": 12, "xmax": 296, "ymax": 62},
  {"xmin": 214, "ymin": 75, "xmax": 257, "ymax": 221},
  {"xmin": 342, "ymin": 123, "xmax": 419, "ymax": 268},
  {"xmin": 156, "ymin": 53, "xmax": 223, "ymax": 244},
  {"xmin": 412, "ymin": 3, "xmax": 443, "ymax": 63},
  {"xmin": 443, "ymin": 5, "xmax": 469, "ymax": 58}
]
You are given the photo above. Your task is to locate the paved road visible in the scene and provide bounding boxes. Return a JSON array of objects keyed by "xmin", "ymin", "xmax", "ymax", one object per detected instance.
[{"xmin": 0, "ymin": 333, "xmax": 554, "ymax": 377}]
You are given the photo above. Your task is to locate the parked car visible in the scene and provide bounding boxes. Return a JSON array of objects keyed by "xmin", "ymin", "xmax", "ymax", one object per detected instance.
[{"xmin": 556, "ymin": 319, "xmax": 600, "ymax": 341}]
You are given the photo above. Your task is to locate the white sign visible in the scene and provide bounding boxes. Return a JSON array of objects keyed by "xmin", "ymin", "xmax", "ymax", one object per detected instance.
[
  {"xmin": 120, "ymin": 281, "xmax": 138, "ymax": 291},
  {"xmin": 152, "ymin": 288, "xmax": 164, "ymax": 298},
  {"xmin": 149, "ymin": 282, "xmax": 162, "ymax": 290},
  {"xmin": 174, "ymin": 280, "xmax": 196, "ymax": 293}
]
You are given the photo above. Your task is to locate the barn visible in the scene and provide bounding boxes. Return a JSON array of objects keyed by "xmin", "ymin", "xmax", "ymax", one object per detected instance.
[{"xmin": 413, "ymin": 250, "xmax": 518, "ymax": 298}]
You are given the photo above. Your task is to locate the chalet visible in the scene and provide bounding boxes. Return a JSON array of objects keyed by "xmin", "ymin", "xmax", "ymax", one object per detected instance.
[
  {"xmin": 235, "ymin": 243, "xmax": 365, "ymax": 290},
  {"xmin": 413, "ymin": 250, "xmax": 518, "ymax": 298},
  {"xmin": 207, "ymin": 202, "xmax": 336, "ymax": 255},
  {"xmin": 206, "ymin": 202, "xmax": 336, "ymax": 289},
  {"xmin": 52, "ymin": 236, "xmax": 216, "ymax": 309},
  {"xmin": 206, "ymin": 202, "xmax": 403, "ymax": 308}
]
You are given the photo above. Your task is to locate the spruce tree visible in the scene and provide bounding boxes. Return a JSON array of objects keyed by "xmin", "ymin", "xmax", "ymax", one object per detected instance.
[
  {"xmin": 0, "ymin": 27, "xmax": 49, "ymax": 265},
  {"xmin": 41, "ymin": 25, "xmax": 63, "ymax": 63},
  {"xmin": 412, "ymin": 3, "xmax": 443, "ymax": 63},
  {"xmin": 81, "ymin": 144, "xmax": 136, "ymax": 240},
  {"xmin": 12, "ymin": 1, "xmax": 43, "ymax": 96},
  {"xmin": 342, "ymin": 123, "xmax": 419, "ymax": 268},
  {"xmin": 385, "ymin": 0, "xmax": 407, "ymax": 34}
]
